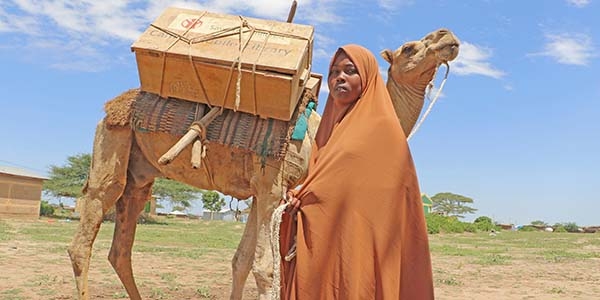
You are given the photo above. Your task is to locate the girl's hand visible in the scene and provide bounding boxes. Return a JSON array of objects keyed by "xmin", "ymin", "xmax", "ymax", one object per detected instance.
[{"xmin": 281, "ymin": 190, "xmax": 301, "ymax": 215}]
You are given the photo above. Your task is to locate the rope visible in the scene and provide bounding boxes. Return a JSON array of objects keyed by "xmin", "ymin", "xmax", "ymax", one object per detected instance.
[
  {"xmin": 407, "ymin": 63, "xmax": 450, "ymax": 141},
  {"xmin": 270, "ymin": 202, "xmax": 289, "ymax": 300},
  {"xmin": 149, "ymin": 18, "xmax": 311, "ymax": 116},
  {"xmin": 187, "ymin": 41, "xmax": 211, "ymax": 105},
  {"xmin": 234, "ymin": 17, "xmax": 252, "ymax": 111},
  {"xmin": 267, "ymin": 93, "xmax": 318, "ymax": 299}
]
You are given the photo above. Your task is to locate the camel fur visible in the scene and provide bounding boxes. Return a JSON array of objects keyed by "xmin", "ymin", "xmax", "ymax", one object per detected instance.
[{"xmin": 381, "ymin": 28, "xmax": 460, "ymax": 137}]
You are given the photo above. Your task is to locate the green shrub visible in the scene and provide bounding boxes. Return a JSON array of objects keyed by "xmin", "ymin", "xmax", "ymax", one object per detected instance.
[
  {"xmin": 563, "ymin": 222, "xmax": 580, "ymax": 233},
  {"xmin": 137, "ymin": 213, "xmax": 167, "ymax": 225},
  {"xmin": 473, "ymin": 216, "xmax": 497, "ymax": 232},
  {"xmin": 518, "ymin": 225, "xmax": 537, "ymax": 232},
  {"xmin": 103, "ymin": 210, "xmax": 164, "ymax": 224},
  {"xmin": 554, "ymin": 226, "xmax": 567, "ymax": 233},
  {"xmin": 463, "ymin": 223, "xmax": 478, "ymax": 233},
  {"xmin": 425, "ymin": 214, "xmax": 441, "ymax": 234},
  {"xmin": 39, "ymin": 200, "xmax": 55, "ymax": 216},
  {"xmin": 474, "ymin": 216, "xmax": 492, "ymax": 224},
  {"xmin": 426, "ymin": 214, "xmax": 474, "ymax": 234}
]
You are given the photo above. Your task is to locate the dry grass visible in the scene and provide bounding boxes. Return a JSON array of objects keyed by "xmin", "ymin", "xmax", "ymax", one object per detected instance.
[{"xmin": 1, "ymin": 217, "xmax": 599, "ymax": 299}]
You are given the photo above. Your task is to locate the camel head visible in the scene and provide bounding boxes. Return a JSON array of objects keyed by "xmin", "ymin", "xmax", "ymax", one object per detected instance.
[
  {"xmin": 380, "ymin": 28, "xmax": 460, "ymax": 136},
  {"xmin": 381, "ymin": 28, "xmax": 460, "ymax": 87}
]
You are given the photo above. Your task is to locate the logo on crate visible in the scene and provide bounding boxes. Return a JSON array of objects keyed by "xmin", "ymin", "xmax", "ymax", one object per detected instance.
[
  {"xmin": 181, "ymin": 18, "xmax": 203, "ymax": 29},
  {"xmin": 169, "ymin": 13, "xmax": 209, "ymax": 32}
]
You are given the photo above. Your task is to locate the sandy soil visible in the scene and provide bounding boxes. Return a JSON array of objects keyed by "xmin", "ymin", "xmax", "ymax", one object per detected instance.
[{"xmin": 431, "ymin": 252, "xmax": 600, "ymax": 299}]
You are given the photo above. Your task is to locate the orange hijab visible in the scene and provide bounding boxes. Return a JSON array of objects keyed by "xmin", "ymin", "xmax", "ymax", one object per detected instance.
[{"xmin": 281, "ymin": 44, "xmax": 434, "ymax": 299}]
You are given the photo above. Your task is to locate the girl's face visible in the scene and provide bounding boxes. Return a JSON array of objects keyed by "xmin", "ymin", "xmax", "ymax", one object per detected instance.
[{"xmin": 328, "ymin": 51, "xmax": 362, "ymax": 105}]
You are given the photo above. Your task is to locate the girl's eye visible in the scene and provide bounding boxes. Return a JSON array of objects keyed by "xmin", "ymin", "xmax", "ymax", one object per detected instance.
[{"xmin": 346, "ymin": 68, "xmax": 358, "ymax": 75}]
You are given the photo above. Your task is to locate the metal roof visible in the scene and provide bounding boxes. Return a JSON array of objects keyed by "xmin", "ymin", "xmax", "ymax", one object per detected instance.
[{"xmin": 0, "ymin": 165, "xmax": 48, "ymax": 180}]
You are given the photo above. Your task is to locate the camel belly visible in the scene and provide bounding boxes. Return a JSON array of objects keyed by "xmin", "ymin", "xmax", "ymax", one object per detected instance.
[{"xmin": 133, "ymin": 131, "xmax": 257, "ymax": 199}]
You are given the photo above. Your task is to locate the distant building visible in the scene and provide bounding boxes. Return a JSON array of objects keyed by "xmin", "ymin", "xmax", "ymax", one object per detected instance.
[
  {"xmin": 421, "ymin": 194, "xmax": 433, "ymax": 215},
  {"xmin": 0, "ymin": 166, "xmax": 48, "ymax": 219},
  {"xmin": 168, "ymin": 210, "xmax": 188, "ymax": 218},
  {"xmin": 203, "ymin": 208, "xmax": 232, "ymax": 221},
  {"xmin": 498, "ymin": 223, "xmax": 515, "ymax": 231},
  {"xmin": 202, "ymin": 208, "xmax": 248, "ymax": 222}
]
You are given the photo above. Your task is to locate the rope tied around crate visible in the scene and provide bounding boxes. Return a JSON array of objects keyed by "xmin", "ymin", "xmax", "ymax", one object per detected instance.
[{"xmin": 149, "ymin": 16, "xmax": 312, "ymax": 116}]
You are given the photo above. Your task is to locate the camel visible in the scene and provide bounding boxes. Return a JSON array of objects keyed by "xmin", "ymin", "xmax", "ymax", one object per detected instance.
[
  {"xmin": 381, "ymin": 28, "xmax": 460, "ymax": 137},
  {"xmin": 67, "ymin": 28, "xmax": 459, "ymax": 300}
]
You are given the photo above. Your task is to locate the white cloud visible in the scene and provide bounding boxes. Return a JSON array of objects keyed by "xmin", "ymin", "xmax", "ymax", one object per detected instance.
[
  {"xmin": 0, "ymin": 0, "xmax": 342, "ymax": 71},
  {"xmin": 566, "ymin": 0, "xmax": 590, "ymax": 7},
  {"xmin": 297, "ymin": 0, "xmax": 342, "ymax": 25},
  {"xmin": 312, "ymin": 33, "xmax": 337, "ymax": 61},
  {"xmin": 0, "ymin": 5, "xmax": 40, "ymax": 35},
  {"xmin": 529, "ymin": 33, "xmax": 595, "ymax": 66},
  {"xmin": 450, "ymin": 42, "xmax": 505, "ymax": 79},
  {"xmin": 377, "ymin": 0, "xmax": 414, "ymax": 11},
  {"xmin": 227, "ymin": 0, "xmax": 292, "ymax": 20},
  {"xmin": 320, "ymin": 81, "xmax": 329, "ymax": 94},
  {"xmin": 27, "ymin": 38, "xmax": 121, "ymax": 72},
  {"xmin": 314, "ymin": 48, "xmax": 331, "ymax": 61}
]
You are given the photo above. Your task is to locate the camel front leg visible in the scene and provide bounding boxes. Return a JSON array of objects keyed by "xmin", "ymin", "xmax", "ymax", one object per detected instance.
[
  {"xmin": 230, "ymin": 197, "xmax": 258, "ymax": 300},
  {"xmin": 68, "ymin": 121, "xmax": 132, "ymax": 300},
  {"xmin": 68, "ymin": 195, "xmax": 109, "ymax": 300},
  {"xmin": 252, "ymin": 180, "xmax": 285, "ymax": 300}
]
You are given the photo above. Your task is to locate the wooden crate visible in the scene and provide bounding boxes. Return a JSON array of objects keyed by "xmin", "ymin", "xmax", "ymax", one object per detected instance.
[{"xmin": 132, "ymin": 7, "xmax": 314, "ymax": 121}]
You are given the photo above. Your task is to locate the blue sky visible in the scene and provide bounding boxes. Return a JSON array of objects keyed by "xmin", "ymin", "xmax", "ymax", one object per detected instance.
[{"xmin": 1, "ymin": 0, "xmax": 598, "ymax": 226}]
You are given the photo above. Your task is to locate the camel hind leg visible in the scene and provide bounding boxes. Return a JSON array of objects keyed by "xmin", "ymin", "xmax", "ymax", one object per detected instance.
[
  {"xmin": 108, "ymin": 139, "xmax": 158, "ymax": 300},
  {"xmin": 68, "ymin": 121, "xmax": 132, "ymax": 300},
  {"xmin": 108, "ymin": 178, "xmax": 154, "ymax": 299}
]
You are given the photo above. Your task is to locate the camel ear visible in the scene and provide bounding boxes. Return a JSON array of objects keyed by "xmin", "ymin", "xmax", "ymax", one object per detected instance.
[{"xmin": 380, "ymin": 49, "xmax": 393, "ymax": 64}]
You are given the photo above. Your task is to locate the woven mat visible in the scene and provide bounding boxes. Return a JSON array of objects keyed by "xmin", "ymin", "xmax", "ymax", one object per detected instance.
[{"xmin": 132, "ymin": 92, "xmax": 293, "ymax": 159}]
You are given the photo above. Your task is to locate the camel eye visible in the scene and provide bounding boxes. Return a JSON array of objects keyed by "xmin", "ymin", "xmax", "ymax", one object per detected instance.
[{"xmin": 401, "ymin": 45, "xmax": 414, "ymax": 55}]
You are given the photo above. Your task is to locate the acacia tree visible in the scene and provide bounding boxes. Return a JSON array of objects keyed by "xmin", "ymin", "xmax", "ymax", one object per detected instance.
[
  {"xmin": 530, "ymin": 220, "xmax": 548, "ymax": 227},
  {"xmin": 431, "ymin": 192, "xmax": 477, "ymax": 219},
  {"xmin": 44, "ymin": 153, "xmax": 91, "ymax": 199},
  {"xmin": 201, "ymin": 191, "xmax": 226, "ymax": 220},
  {"xmin": 43, "ymin": 153, "xmax": 202, "ymax": 209}
]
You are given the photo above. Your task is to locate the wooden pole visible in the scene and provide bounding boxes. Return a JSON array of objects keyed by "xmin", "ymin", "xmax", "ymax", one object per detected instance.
[
  {"xmin": 286, "ymin": 0, "xmax": 297, "ymax": 23},
  {"xmin": 158, "ymin": 106, "xmax": 221, "ymax": 165},
  {"xmin": 191, "ymin": 139, "xmax": 203, "ymax": 169}
]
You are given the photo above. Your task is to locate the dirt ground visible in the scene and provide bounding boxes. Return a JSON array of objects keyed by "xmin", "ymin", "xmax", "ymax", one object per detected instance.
[
  {"xmin": 0, "ymin": 219, "xmax": 257, "ymax": 300},
  {"xmin": 1, "ymin": 219, "xmax": 599, "ymax": 299},
  {"xmin": 430, "ymin": 250, "xmax": 600, "ymax": 300}
]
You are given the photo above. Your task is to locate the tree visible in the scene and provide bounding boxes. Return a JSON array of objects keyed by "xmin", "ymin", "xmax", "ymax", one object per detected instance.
[
  {"xmin": 473, "ymin": 216, "xmax": 496, "ymax": 232},
  {"xmin": 562, "ymin": 222, "xmax": 580, "ymax": 233},
  {"xmin": 44, "ymin": 153, "xmax": 202, "ymax": 208},
  {"xmin": 201, "ymin": 191, "xmax": 225, "ymax": 220},
  {"xmin": 44, "ymin": 153, "xmax": 91, "ymax": 199},
  {"xmin": 431, "ymin": 192, "xmax": 477, "ymax": 219},
  {"xmin": 151, "ymin": 178, "xmax": 203, "ymax": 209},
  {"xmin": 474, "ymin": 216, "xmax": 492, "ymax": 224},
  {"xmin": 530, "ymin": 220, "xmax": 548, "ymax": 227}
]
